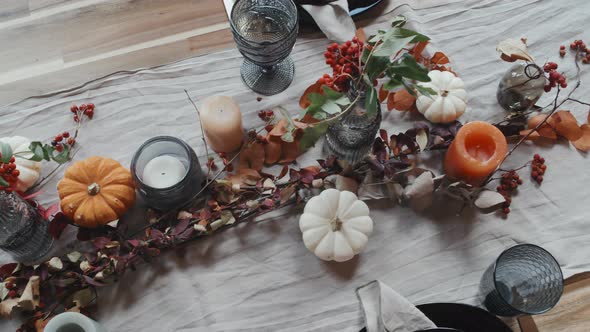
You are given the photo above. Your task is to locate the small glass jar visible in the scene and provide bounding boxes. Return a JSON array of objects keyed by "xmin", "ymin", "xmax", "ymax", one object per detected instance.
[
  {"xmin": 325, "ymin": 84, "xmax": 382, "ymax": 164},
  {"xmin": 0, "ymin": 191, "xmax": 54, "ymax": 263},
  {"xmin": 131, "ymin": 136, "xmax": 203, "ymax": 211},
  {"xmin": 497, "ymin": 63, "xmax": 546, "ymax": 112}
]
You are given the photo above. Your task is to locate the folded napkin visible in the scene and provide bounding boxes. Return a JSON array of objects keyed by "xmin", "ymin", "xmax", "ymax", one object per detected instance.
[
  {"xmin": 299, "ymin": 0, "xmax": 357, "ymax": 42},
  {"xmin": 356, "ymin": 280, "xmax": 437, "ymax": 332}
]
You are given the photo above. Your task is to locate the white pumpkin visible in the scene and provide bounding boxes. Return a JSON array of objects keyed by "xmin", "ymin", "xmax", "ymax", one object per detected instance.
[
  {"xmin": 0, "ymin": 136, "xmax": 42, "ymax": 192},
  {"xmin": 416, "ymin": 70, "xmax": 467, "ymax": 123},
  {"xmin": 299, "ymin": 189, "xmax": 373, "ymax": 262}
]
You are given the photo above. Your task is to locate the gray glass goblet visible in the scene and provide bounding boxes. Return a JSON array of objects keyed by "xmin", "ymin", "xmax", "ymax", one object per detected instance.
[
  {"xmin": 479, "ymin": 244, "xmax": 563, "ymax": 317},
  {"xmin": 230, "ymin": 0, "xmax": 299, "ymax": 95}
]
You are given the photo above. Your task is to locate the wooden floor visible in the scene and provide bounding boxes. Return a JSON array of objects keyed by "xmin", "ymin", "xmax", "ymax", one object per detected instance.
[{"xmin": 0, "ymin": 1, "xmax": 589, "ymax": 331}]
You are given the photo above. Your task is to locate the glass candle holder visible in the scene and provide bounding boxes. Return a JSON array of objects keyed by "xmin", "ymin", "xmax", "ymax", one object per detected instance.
[
  {"xmin": 497, "ymin": 63, "xmax": 546, "ymax": 113},
  {"xmin": 0, "ymin": 191, "xmax": 54, "ymax": 263},
  {"xmin": 131, "ymin": 136, "xmax": 203, "ymax": 211},
  {"xmin": 479, "ymin": 244, "xmax": 563, "ymax": 317}
]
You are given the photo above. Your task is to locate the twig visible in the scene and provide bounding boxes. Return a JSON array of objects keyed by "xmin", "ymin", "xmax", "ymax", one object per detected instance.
[
  {"xmin": 28, "ymin": 148, "xmax": 80, "ymax": 192},
  {"xmin": 184, "ymin": 89, "xmax": 212, "ymax": 179}
]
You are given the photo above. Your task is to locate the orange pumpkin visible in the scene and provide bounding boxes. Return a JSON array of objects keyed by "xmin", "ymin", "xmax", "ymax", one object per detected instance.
[{"xmin": 57, "ymin": 156, "xmax": 136, "ymax": 228}]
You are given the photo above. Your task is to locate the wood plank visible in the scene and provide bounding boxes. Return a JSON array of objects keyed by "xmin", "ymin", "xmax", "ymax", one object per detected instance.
[
  {"xmin": 0, "ymin": 27, "xmax": 234, "ymax": 104},
  {"xmin": 523, "ymin": 273, "xmax": 590, "ymax": 332}
]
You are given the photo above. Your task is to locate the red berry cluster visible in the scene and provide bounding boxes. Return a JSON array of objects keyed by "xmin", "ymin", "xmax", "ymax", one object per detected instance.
[
  {"xmin": 569, "ymin": 40, "xmax": 590, "ymax": 63},
  {"xmin": 257, "ymin": 109, "xmax": 275, "ymax": 122},
  {"xmin": 0, "ymin": 155, "xmax": 19, "ymax": 192},
  {"xmin": 218, "ymin": 152, "xmax": 234, "ymax": 173},
  {"xmin": 496, "ymin": 170, "xmax": 523, "ymax": 215},
  {"xmin": 70, "ymin": 103, "xmax": 95, "ymax": 122},
  {"xmin": 5, "ymin": 282, "xmax": 17, "ymax": 298},
  {"xmin": 543, "ymin": 62, "xmax": 566, "ymax": 92},
  {"xmin": 531, "ymin": 154, "xmax": 547, "ymax": 184},
  {"xmin": 51, "ymin": 131, "xmax": 75, "ymax": 153},
  {"xmin": 322, "ymin": 37, "xmax": 364, "ymax": 91}
]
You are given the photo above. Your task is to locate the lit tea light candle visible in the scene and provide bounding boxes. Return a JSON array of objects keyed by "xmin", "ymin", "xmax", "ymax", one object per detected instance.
[
  {"xmin": 200, "ymin": 96, "xmax": 244, "ymax": 153},
  {"xmin": 444, "ymin": 121, "xmax": 508, "ymax": 185},
  {"xmin": 142, "ymin": 155, "xmax": 187, "ymax": 189}
]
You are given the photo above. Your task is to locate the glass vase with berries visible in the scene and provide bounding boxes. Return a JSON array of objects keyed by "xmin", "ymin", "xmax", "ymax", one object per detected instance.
[{"xmin": 298, "ymin": 16, "xmax": 436, "ymax": 164}]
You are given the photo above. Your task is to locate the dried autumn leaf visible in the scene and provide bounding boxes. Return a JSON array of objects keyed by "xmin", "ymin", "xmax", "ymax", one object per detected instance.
[
  {"xmin": 238, "ymin": 142, "xmax": 265, "ymax": 171},
  {"xmin": 526, "ymin": 114, "xmax": 558, "ymax": 139},
  {"xmin": 269, "ymin": 119, "xmax": 289, "ymax": 137},
  {"xmin": 415, "ymin": 129, "xmax": 428, "ymax": 151},
  {"xmin": 496, "ymin": 38, "xmax": 534, "ymax": 62},
  {"xmin": 227, "ymin": 169, "xmax": 261, "ymax": 186},
  {"xmin": 410, "ymin": 41, "xmax": 429, "ymax": 63},
  {"xmin": 387, "ymin": 92, "xmax": 396, "ymax": 111},
  {"xmin": 378, "ymin": 86, "xmax": 389, "ymax": 103},
  {"xmin": 0, "ymin": 298, "xmax": 19, "ymax": 318},
  {"xmin": 403, "ymin": 171, "xmax": 434, "ymax": 212},
  {"xmin": 18, "ymin": 276, "xmax": 40, "ymax": 311},
  {"xmin": 264, "ymin": 135, "xmax": 282, "ymax": 164},
  {"xmin": 335, "ymin": 175, "xmax": 359, "ymax": 193},
  {"xmin": 280, "ymin": 140, "xmax": 301, "ymax": 164},
  {"xmin": 431, "ymin": 52, "xmax": 450, "ymax": 65},
  {"xmin": 549, "ymin": 111, "xmax": 583, "ymax": 141},
  {"xmin": 35, "ymin": 317, "xmax": 52, "ymax": 332},
  {"xmin": 474, "ymin": 190, "xmax": 506, "ymax": 210},
  {"xmin": 355, "ymin": 28, "xmax": 367, "ymax": 42},
  {"xmin": 392, "ymin": 89, "xmax": 416, "ymax": 111},
  {"xmin": 299, "ymin": 81, "xmax": 323, "ymax": 109},
  {"xmin": 573, "ymin": 124, "xmax": 590, "ymax": 152}
]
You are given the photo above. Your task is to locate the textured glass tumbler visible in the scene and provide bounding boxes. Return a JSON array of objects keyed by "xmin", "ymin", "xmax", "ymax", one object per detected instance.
[
  {"xmin": 325, "ymin": 85, "xmax": 382, "ymax": 164},
  {"xmin": 0, "ymin": 191, "xmax": 54, "ymax": 263},
  {"xmin": 480, "ymin": 244, "xmax": 563, "ymax": 317},
  {"xmin": 497, "ymin": 63, "xmax": 546, "ymax": 113},
  {"xmin": 230, "ymin": 0, "xmax": 298, "ymax": 95},
  {"xmin": 131, "ymin": 136, "xmax": 203, "ymax": 211}
]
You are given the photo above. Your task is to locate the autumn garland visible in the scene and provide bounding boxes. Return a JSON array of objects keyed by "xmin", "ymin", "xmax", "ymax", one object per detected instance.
[{"xmin": 1, "ymin": 23, "xmax": 590, "ymax": 332}]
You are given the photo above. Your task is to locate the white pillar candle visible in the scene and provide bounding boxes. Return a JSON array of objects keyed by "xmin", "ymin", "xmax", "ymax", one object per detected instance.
[
  {"xmin": 200, "ymin": 96, "xmax": 244, "ymax": 153},
  {"xmin": 44, "ymin": 312, "xmax": 107, "ymax": 332},
  {"xmin": 142, "ymin": 155, "xmax": 187, "ymax": 188}
]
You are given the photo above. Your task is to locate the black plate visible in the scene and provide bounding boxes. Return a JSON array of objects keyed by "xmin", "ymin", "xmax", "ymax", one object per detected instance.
[{"xmin": 359, "ymin": 303, "xmax": 512, "ymax": 332}]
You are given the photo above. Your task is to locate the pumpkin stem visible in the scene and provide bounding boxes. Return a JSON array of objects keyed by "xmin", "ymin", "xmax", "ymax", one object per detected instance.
[
  {"xmin": 87, "ymin": 183, "xmax": 101, "ymax": 196},
  {"xmin": 330, "ymin": 217, "xmax": 343, "ymax": 232},
  {"xmin": 441, "ymin": 90, "xmax": 449, "ymax": 97}
]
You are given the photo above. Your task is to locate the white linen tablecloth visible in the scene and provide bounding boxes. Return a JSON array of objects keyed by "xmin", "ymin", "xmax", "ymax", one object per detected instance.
[{"xmin": 1, "ymin": 0, "xmax": 589, "ymax": 331}]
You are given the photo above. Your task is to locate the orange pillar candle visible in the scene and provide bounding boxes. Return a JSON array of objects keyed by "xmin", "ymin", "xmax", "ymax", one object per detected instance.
[
  {"xmin": 444, "ymin": 121, "xmax": 508, "ymax": 185},
  {"xmin": 200, "ymin": 96, "xmax": 244, "ymax": 153}
]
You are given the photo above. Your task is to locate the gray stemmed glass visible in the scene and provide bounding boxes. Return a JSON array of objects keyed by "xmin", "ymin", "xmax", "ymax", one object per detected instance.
[
  {"xmin": 479, "ymin": 244, "xmax": 564, "ymax": 317},
  {"xmin": 230, "ymin": 0, "xmax": 299, "ymax": 95}
]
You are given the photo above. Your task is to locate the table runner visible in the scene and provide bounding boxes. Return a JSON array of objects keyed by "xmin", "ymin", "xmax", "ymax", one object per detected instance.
[{"xmin": 1, "ymin": 0, "xmax": 589, "ymax": 331}]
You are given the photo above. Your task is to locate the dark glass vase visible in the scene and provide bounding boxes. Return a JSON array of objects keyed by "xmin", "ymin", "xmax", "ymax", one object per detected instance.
[
  {"xmin": 0, "ymin": 191, "xmax": 54, "ymax": 263},
  {"xmin": 497, "ymin": 63, "xmax": 546, "ymax": 112},
  {"xmin": 325, "ymin": 85, "xmax": 382, "ymax": 164}
]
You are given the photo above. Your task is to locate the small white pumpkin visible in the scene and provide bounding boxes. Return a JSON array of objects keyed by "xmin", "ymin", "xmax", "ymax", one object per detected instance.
[
  {"xmin": 0, "ymin": 136, "xmax": 42, "ymax": 192},
  {"xmin": 416, "ymin": 70, "xmax": 467, "ymax": 124},
  {"xmin": 299, "ymin": 189, "xmax": 373, "ymax": 262}
]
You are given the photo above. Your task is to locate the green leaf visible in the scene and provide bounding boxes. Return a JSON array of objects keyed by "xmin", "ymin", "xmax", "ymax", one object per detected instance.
[
  {"xmin": 390, "ymin": 15, "xmax": 407, "ymax": 28},
  {"xmin": 361, "ymin": 47, "xmax": 372, "ymax": 64},
  {"xmin": 400, "ymin": 79, "xmax": 418, "ymax": 97},
  {"xmin": 365, "ymin": 86, "xmax": 379, "ymax": 116},
  {"xmin": 0, "ymin": 142, "xmax": 12, "ymax": 164},
  {"xmin": 307, "ymin": 93, "xmax": 326, "ymax": 107},
  {"xmin": 414, "ymin": 84, "xmax": 437, "ymax": 97},
  {"xmin": 0, "ymin": 177, "xmax": 9, "ymax": 187},
  {"xmin": 382, "ymin": 78, "xmax": 403, "ymax": 90},
  {"xmin": 300, "ymin": 122, "xmax": 330, "ymax": 150},
  {"xmin": 333, "ymin": 96, "xmax": 351, "ymax": 106},
  {"xmin": 321, "ymin": 100, "xmax": 342, "ymax": 115},
  {"xmin": 322, "ymin": 85, "xmax": 343, "ymax": 100},
  {"xmin": 25, "ymin": 142, "xmax": 46, "ymax": 162},
  {"xmin": 393, "ymin": 28, "xmax": 430, "ymax": 43},
  {"xmin": 373, "ymin": 35, "xmax": 415, "ymax": 57},
  {"xmin": 365, "ymin": 55, "xmax": 390, "ymax": 81},
  {"xmin": 388, "ymin": 54, "xmax": 431, "ymax": 82},
  {"xmin": 51, "ymin": 144, "xmax": 71, "ymax": 164}
]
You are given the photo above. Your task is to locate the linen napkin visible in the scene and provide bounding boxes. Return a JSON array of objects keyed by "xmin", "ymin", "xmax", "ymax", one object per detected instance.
[
  {"xmin": 298, "ymin": 0, "xmax": 357, "ymax": 42},
  {"xmin": 356, "ymin": 280, "xmax": 437, "ymax": 332}
]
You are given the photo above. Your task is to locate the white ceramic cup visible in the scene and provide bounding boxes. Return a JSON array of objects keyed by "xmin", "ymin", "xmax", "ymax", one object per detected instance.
[{"xmin": 44, "ymin": 312, "xmax": 107, "ymax": 332}]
